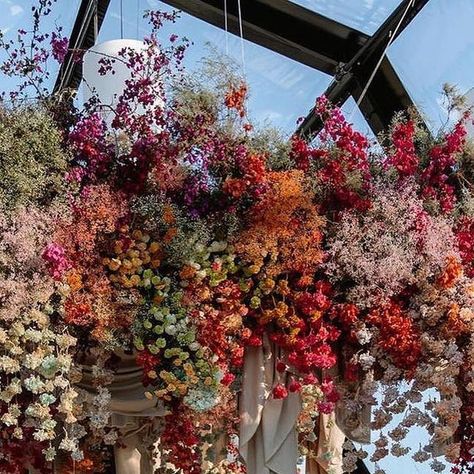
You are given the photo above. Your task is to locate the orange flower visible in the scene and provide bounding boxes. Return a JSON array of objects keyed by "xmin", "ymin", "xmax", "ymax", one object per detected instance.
[
  {"xmin": 66, "ymin": 269, "xmax": 83, "ymax": 292},
  {"xmin": 224, "ymin": 83, "xmax": 248, "ymax": 118},
  {"xmin": 163, "ymin": 204, "xmax": 176, "ymax": 225},
  {"xmin": 234, "ymin": 170, "xmax": 324, "ymax": 277},
  {"xmin": 180, "ymin": 264, "xmax": 197, "ymax": 280},
  {"xmin": 163, "ymin": 227, "xmax": 177, "ymax": 244},
  {"xmin": 223, "ymin": 177, "xmax": 247, "ymax": 198},
  {"xmin": 442, "ymin": 303, "xmax": 470, "ymax": 339},
  {"xmin": 437, "ymin": 256, "xmax": 463, "ymax": 289}
]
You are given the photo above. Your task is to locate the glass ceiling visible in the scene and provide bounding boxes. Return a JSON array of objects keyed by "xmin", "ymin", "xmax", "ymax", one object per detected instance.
[
  {"xmin": 388, "ymin": 0, "xmax": 474, "ymax": 131},
  {"xmin": 0, "ymin": 0, "xmax": 81, "ymax": 95},
  {"xmin": 290, "ymin": 0, "xmax": 402, "ymax": 35},
  {"xmin": 96, "ymin": 0, "xmax": 333, "ymax": 135}
]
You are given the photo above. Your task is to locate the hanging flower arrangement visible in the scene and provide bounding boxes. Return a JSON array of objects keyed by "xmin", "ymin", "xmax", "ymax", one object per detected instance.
[{"xmin": 1, "ymin": 3, "xmax": 474, "ymax": 474}]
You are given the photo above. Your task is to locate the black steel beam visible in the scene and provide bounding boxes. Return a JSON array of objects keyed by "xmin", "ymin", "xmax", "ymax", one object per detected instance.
[
  {"xmin": 160, "ymin": 0, "xmax": 369, "ymax": 75},
  {"xmin": 161, "ymin": 0, "xmax": 430, "ymax": 137},
  {"xmin": 297, "ymin": 0, "xmax": 431, "ymax": 138},
  {"xmin": 53, "ymin": 0, "xmax": 111, "ymax": 93}
]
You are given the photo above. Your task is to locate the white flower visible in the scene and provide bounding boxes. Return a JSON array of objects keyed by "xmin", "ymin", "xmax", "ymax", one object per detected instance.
[
  {"xmin": 189, "ymin": 341, "xmax": 200, "ymax": 351},
  {"xmin": 0, "ymin": 355, "xmax": 20, "ymax": 374},
  {"xmin": 165, "ymin": 324, "xmax": 177, "ymax": 336},
  {"xmin": 355, "ymin": 327, "xmax": 372, "ymax": 345},
  {"xmin": 1, "ymin": 413, "xmax": 17, "ymax": 426},
  {"xmin": 43, "ymin": 446, "xmax": 57, "ymax": 462},
  {"xmin": 59, "ymin": 437, "xmax": 78, "ymax": 452},
  {"xmin": 24, "ymin": 375, "xmax": 45, "ymax": 394},
  {"xmin": 359, "ymin": 353, "xmax": 375, "ymax": 370},
  {"xmin": 71, "ymin": 450, "xmax": 84, "ymax": 461},
  {"xmin": 183, "ymin": 385, "xmax": 219, "ymax": 412},
  {"xmin": 24, "ymin": 328, "xmax": 43, "ymax": 343},
  {"xmin": 103, "ymin": 430, "xmax": 119, "ymax": 445},
  {"xmin": 33, "ymin": 429, "xmax": 55, "ymax": 441},
  {"xmin": 9, "ymin": 321, "xmax": 25, "ymax": 337}
]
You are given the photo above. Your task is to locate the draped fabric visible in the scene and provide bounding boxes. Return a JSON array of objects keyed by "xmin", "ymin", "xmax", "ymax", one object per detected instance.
[
  {"xmin": 305, "ymin": 413, "xmax": 346, "ymax": 474},
  {"xmin": 78, "ymin": 350, "xmax": 164, "ymax": 474},
  {"xmin": 239, "ymin": 338, "xmax": 370, "ymax": 474},
  {"xmin": 239, "ymin": 336, "xmax": 301, "ymax": 474}
]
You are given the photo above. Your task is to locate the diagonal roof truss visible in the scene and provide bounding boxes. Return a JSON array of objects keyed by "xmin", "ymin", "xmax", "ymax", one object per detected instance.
[{"xmin": 158, "ymin": 0, "xmax": 430, "ymax": 138}]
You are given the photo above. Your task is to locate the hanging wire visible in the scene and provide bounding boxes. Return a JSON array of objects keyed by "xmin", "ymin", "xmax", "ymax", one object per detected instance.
[
  {"xmin": 223, "ymin": 0, "xmax": 229, "ymax": 55},
  {"xmin": 236, "ymin": 0, "xmax": 246, "ymax": 75},
  {"xmin": 136, "ymin": 0, "xmax": 140, "ymax": 39},
  {"xmin": 348, "ymin": 0, "xmax": 415, "ymax": 121},
  {"xmin": 120, "ymin": 0, "xmax": 124, "ymax": 39}
]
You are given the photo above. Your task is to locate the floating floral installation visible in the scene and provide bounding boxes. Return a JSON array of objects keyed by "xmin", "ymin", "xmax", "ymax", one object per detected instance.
[{"xmin": 0, "ymin": 2, "xmax": 474, "ymax": 474}]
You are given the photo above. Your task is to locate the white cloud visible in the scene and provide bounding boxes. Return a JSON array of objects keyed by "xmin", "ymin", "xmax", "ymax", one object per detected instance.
[{"xmin": 9, "ymin": 4, "xmax": 23, "ymax": 16}]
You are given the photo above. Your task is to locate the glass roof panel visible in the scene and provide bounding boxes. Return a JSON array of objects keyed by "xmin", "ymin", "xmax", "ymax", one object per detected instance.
[
  {"xmin": 340, "ymin": 96, "xmax": 376, "ymax": 140},
  {"xmin": 289, "ymin": 0, "xmax": 402, "ymax": 35},
  {"xmin": 0, "ymin": 0, "xmax": 82, "ymax": 95},
  {"xmin": 95, "ymin": 0, "xmax": 332, "ymax": 134},
  {"xmin": 388, "ymin": 0, "xmax": 474, "ymax": 131}
]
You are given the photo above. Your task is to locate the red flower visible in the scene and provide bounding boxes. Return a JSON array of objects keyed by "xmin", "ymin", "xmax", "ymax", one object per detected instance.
[
  {"xmin": 289, "ymin": 379, "xmax": 302, "ymax": 393},
  {"xmin": 318, "ymin": 401, "xmax": 335, "ymax": 414},
  {"xmin": 386, "ymin": 120, "xmax": 418, "ymax": 177},
  {"xmin": 273, "ymin": 384, "xmax": 288, "ymax": 399},
  {"xmin": 367, "ymin": 302, "xmax": 421, "ymax": 371},
  {"xmin": 221, "ymin": 372, "xmax": 235, "ymax": 386}
]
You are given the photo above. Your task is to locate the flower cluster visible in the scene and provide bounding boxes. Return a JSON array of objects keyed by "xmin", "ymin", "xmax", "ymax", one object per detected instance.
[{"xmin": 2, "ymin": 5, "xmax": 474, "ymax": 474}]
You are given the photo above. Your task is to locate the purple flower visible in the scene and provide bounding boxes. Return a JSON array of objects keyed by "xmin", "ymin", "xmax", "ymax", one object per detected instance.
[{"xmin": 50, "ymin": 32, "xmax": 69, "ymax": 63}]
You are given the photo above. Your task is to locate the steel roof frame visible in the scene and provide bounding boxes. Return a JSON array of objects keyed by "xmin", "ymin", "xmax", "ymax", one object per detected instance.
[
  {"xmin": 53, "ymin": 0, "xmax": 111, "ymax": 93},
  {"xmin": 159, "ymin": 0, "xmax": 431, "ymax": 137},
  {"xmin": 55, "ymin": 0, "xmax": 430, "ymax": 137}
]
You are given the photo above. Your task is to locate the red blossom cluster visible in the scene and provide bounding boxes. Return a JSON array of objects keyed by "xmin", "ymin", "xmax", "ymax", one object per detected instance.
[
  {"xmin": 386, "ymin": 119, "xmax": 418, "ymax": 177},
  {"xmin": 366, "ymin": 302, "xmax": 421, "ymax": 371},
  {"xmin": 68, "ymin": 113, "xmax": 113, "ymax": 183},
  {"xmin": 160, "ymin": 410, "xmax": 201, "ymax": 474},
  {"xmin": 421, "ymin": 119, "xmax": 467, "ymax": 212},
  {"xmin": 456, "ymin": 217, "xmax": 474, "ymax": 277},
  {"xmin": 224, "ymin": 83, "xmax": 248, "ymax": 118},
  {"xmin": 311, "ymin": 96, "xmax": 372, "ymax": 214},
  {"xmin": 222, "ymin": 151, "xmax": 267, "ymax": 199}
]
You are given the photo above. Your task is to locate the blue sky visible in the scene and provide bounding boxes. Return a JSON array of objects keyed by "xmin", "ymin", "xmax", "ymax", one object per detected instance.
[{"xmin": 1, "ymin": 1, "xmax": 473, "ymax": 473}]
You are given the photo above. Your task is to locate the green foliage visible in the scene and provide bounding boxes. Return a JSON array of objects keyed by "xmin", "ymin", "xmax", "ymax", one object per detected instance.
[
  {"xmin": 249, "ymin": 127, "xmax": 293, "ymax": 171},
  {"xmin": 0, "ymin": 106, "xmax": 68, "ymax": 211}
]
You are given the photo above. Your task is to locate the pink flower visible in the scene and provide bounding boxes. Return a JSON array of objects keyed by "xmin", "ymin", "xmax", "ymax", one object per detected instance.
[
  {"xmin": 51, "ymin": 31, "xmax": 69, "ymax": 63},
  {"xmin": 42, "ymin": 243, "xmax": 71, "ymax": 280},
  {"xmin": 318, "ymin": 401, "xmax": 335, "ymax": 414}
]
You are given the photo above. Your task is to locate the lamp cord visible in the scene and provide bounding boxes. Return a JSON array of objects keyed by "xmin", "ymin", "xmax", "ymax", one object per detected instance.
[
  {"xmin": 224, "ymin": 0, "xmax": 229, "ymax": 55},
  {"xmin": 237, "ymin": 0, "xmax": 246, "ymax": 75}
]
